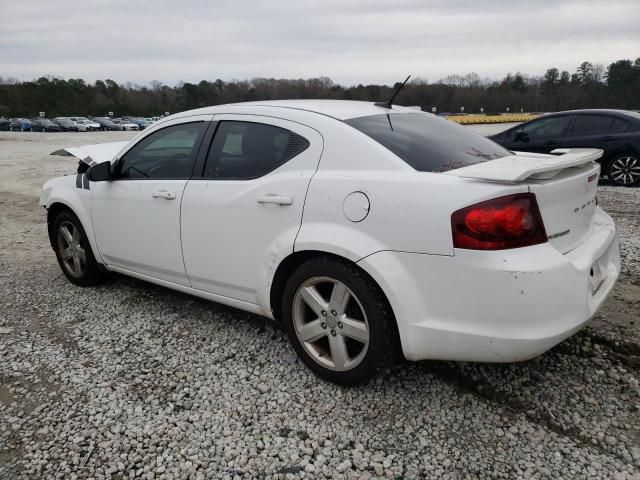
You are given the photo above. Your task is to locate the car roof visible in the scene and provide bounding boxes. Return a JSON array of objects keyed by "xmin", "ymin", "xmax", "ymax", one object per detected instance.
[
  {"xmin": 545, "ymin": 109, "xmax": 636, "ymax": 117},
  {"xmin": 174, "ymin": 99, "xmax": 415, "ymax": 121}
]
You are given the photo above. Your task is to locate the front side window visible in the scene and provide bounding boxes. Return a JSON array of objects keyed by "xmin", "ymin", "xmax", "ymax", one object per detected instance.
[
  {"xmin": 117, "ymin": 122, "xmax": 206, "ymax": 179},
  {"xmin": 519, "ymin": 116, "xmax": 571, "ymax": 139},
  {"xmin": 204, "ymin": 121, "xmax": 309, "ymax": 179},
  {"xmin": 345, "ymin": 113, "xmax": 509, "ymax": 172},
  {"xmin": 571, "ymin": 115, "xmax": 614, "ymax": 134}
]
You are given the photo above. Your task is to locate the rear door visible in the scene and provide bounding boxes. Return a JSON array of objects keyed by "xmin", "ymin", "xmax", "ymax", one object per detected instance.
[
  {"xmin": 180, "ymin": 115, "xmax": 323, "ymax": 304},
  {"xmin": 508, "ymin": 115, "xmax": 573, "ymax": 153},
  {"xmin": 562, "ymin": 114, "xmax": 628, "ymax": 155}
]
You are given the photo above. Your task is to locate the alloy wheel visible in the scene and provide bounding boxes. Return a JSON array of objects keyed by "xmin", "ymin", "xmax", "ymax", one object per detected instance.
[
  {"xmin": 610, "ymin": 156, "xmax": 640, "ymax": 185},
  {"xmin": 56, "ymin": 221, "xmax": 87, "ymax": 278},
  {"xmin": 292, "ymin": 276, "xmax": 370, "ymax": 372}
]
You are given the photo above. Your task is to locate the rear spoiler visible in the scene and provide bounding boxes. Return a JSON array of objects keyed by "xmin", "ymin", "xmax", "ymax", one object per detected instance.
[
  {"xmin": 50, "ymin": 141, "xmax": 129, "ymax": 166},
  {"xmin": 445, "ymin": 148, "xmax": 603, "ymax": 182}
]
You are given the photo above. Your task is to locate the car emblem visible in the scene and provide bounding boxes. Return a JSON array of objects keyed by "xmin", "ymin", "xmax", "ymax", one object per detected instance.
[{"xmin": 548, "ymin": 229, "xmax": 570, "ymax": 240}]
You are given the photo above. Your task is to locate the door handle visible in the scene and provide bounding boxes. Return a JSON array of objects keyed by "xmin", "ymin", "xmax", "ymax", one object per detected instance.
[
  {"xmin": 152, "ymin": 190, "xmax": 177, "ymax": 200},
  {"xmin": 257, "ymin": 194, "xmax": 293, "ymax": 206},
  {"xmin": 600, "ymin": 136, "xmax": 617, "ymax": 142}
]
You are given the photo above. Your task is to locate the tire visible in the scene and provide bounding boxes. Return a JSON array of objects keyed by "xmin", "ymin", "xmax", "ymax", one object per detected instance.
[
  {"xmin": 281, "ymin": 257, "xmax": 396, "ymax": 385},
  {"xmin": 607, "ymin": 153, "xmax": 640, "ymax": 187},
  {"xmin": 52, "ymin": 210, "xmax": 106, "ymax": 287}
]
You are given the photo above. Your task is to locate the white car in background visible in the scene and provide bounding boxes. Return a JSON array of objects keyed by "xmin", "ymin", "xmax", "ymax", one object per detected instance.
[
  {"xmin": 40, "ymin": 100, "xmax": 620, "ymax": 384},
  {"xmin": 112, "ymin": 119, "xmax": 139, "ymax": 131},
  {"xmin": 70, "ymin": 117, "xmax": 101, "ymax": 131}
]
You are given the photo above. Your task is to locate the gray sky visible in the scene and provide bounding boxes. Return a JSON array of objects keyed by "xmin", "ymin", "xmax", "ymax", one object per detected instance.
[{"xmin": 1, "ymin": 0, "xmax": 638, "ymax": 86}]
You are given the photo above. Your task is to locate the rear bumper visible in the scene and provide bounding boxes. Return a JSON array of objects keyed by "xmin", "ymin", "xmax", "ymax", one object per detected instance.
[{"xmin": 358, "ymin": 207, "xmax": 620, "ymax": 362}]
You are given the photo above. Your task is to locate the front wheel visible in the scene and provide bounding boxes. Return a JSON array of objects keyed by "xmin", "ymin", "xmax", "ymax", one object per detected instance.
[
  {"xmin": 282, "ymin": 257, "xmax": 395, "ymax": 385},
  {"xmin": 607, "ymin": 154, "xmax": 640, "ymax": 187},
  {"xmin": 52, "ymin": 210, "xmax": 106, "ymax": 286}
]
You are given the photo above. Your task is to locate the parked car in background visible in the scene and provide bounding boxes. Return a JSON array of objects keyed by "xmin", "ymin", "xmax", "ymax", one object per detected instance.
[
  {"xmin": 70, "ymin": 117, "xmax": 101, "ymax": 131},
  {"xmin": 80, "ymin": 119, "xmax": 100, "ymax": 131},
  {"xmin": 74, "ymin": 122, "xmax": 89, "ymax": 132},
  {"xmin": 41, "ymin": 100, "xmax": 620, "ymax": 384},
  {"xmin": 490, "ymin": 109, "xmax": 640, "ymax": 186},
  {"xmin": 52, "ymin": 117, "xmax": 80, "ymax": 132},
  {"xmin": 112, "ymin": 119, "xmax": 139, "ymax": 131},
  {"xmin": 30, "ymin": 118, "xmax": 61, "ymax": 132},
  {"xmin": 128, "ymin": 117, "xmax": 152, "ymax": 130},
  {"xmin": 10, "ymin": 118, "xmax": 32, "ymax": 131},
  {"xmin": 93, "ymin": 117, "xmax": 121, "ymax": 131},
  {"xmin": 0, "ymin": 117, "xmax": 10, "ymax": 131}
]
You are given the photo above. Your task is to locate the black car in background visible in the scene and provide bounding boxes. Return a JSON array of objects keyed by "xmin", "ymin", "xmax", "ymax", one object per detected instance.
[
  {"xmin": 30, "ymin": 118, "xmax": 61, "ymax": 132},
  {"xmin": 52, "ymin": 117, "xmax": 80, "ymax": 132},
  {"xmin": 93, "ymin": 117, "xmax": 121, "ymax": 131},
  {"xmin": 0, "ymin": 117, "xmax": 9, "ymax": 131},
  {"xmin": 490, "ymin": 109, "xmax": 640, "ymax": 186}
]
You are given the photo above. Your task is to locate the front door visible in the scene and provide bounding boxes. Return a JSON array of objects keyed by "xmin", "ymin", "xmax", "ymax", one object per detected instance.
[
  {"xmin": 181, "ymin": 115, "xmax": 323, "ymax": 305},
  {"xmin": 508, "ymin": 115, "xmax": 573, "ymax": 153},
  {"xmin": 91, "ymin": 117, "xmax": 210, "ymax": 285}
]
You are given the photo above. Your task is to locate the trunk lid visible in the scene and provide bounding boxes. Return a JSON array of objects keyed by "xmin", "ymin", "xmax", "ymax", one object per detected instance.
[
  {"xmin": 446, "ymin": 148, "xmax": 602, "ymax": 253},
  {"xmin": 528, "ymin": 162, "xmax": 600, "ymax": 253}
]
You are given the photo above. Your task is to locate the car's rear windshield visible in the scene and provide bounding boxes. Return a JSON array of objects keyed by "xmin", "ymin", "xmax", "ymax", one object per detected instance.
[{"xmin": 345, "ymin": 112, "xmax": 510, "ymax": 172}]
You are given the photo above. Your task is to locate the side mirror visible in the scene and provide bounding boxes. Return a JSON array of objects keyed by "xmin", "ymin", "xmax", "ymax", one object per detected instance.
[
  {"xmin": 514, "ymin": 130, "xmax": 529, "ymax": 142},
  {"xmin": 86, "ymin": 162, "xmax": 112, "ymax": 182}
]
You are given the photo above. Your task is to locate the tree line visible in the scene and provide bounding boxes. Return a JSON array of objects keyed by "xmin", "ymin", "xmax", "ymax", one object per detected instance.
[{"xmin": 1, "ymin": 58, "xmax": 638, "ymax": 118}]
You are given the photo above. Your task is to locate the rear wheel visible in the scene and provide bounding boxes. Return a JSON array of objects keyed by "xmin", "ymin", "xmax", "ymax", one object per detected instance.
[
  {"xmin": 282, "ymin": 257, "xmax": 395, "ymax": 385},
  {"xmin": 607, "ymin": 153, "xmax": 640, "ymax": 186},
  {"xmin": 52, "ymin": 210, "xmax": 106, "ymax": 286}
]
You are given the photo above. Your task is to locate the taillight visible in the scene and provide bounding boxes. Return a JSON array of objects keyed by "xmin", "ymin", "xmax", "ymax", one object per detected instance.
[{"xmin": 451, "ymin": 193, "xmax": 547, "ymax": 250}]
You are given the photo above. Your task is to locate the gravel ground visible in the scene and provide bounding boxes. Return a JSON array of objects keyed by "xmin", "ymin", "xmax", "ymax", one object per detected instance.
[{"xmin": 0, "ymin": 131, "xmax": 639, "ymax": 480}]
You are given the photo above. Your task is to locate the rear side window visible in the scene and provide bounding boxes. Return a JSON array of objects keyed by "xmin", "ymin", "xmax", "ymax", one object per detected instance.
[
  {"xmin": 611, "ymin": 118, "xmax": 629, "ymax": 132},
  {"xmin": 204, "ymin": 121, "xmax": 310, "ymax": 179},
  {"xmin": 345, "ymin": 113, "xmax": 509, "ymax": 172},
  {"xmin": 571, "ymin": 115, "xmax": 613, "ymax": 134}
]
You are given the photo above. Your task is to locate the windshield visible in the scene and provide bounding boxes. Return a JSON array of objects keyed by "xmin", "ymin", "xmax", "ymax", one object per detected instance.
[{"xmin": 345, "ymin": 112, "xmax": 510, "ymax": 172}]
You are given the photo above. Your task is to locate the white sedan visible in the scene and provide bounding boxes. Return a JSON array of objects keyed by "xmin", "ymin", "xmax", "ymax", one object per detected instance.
[
  {"xmin": 71, "ymin": 117, "xmax": 101, "ymax": 131},
  {"xmin": 40, "ymin": 100, "xmax": 620, "ymax": 384},
  {"xmin": 112, "ymin": 119, "xmax": 139, "ymax": 131}
]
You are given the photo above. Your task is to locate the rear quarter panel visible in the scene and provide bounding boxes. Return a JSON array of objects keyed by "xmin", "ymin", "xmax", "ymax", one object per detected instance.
[{"xmin": 296, "ymin": 122, "xmax": 529, "ymax": 260}]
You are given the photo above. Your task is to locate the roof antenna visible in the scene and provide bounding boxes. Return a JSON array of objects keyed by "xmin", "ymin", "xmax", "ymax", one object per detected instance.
[{"xmin": 375, "ymin": 75, "xmax": 411, "ymax": 109}]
